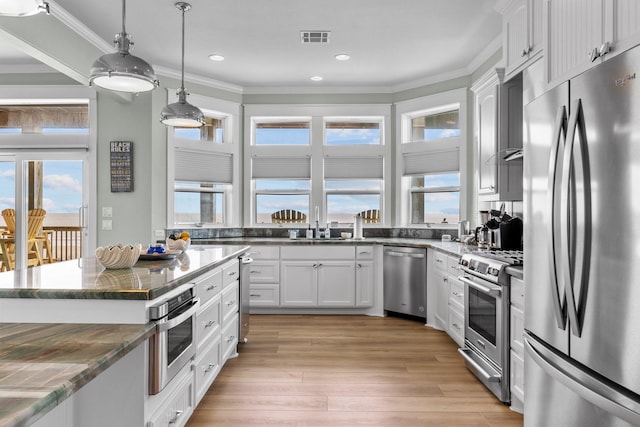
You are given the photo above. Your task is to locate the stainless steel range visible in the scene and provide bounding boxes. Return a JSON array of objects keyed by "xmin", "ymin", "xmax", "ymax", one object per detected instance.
[{"xmin": 457, "ymin": 250, "xmax": 522, "ymax": 403}]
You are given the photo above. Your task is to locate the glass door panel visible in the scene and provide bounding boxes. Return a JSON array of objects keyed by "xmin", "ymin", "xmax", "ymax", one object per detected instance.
[{"xmin": 0, "ymin": 160, "xmax": 16, "ymax": 272}]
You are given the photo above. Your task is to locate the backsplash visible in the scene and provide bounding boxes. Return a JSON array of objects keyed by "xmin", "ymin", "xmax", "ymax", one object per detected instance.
[{"xmin": 166, "ymin": 227, "xmax": 457, "ymax": 240}]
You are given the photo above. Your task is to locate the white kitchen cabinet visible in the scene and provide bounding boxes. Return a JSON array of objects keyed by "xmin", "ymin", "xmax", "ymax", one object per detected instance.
[
  {"xmin": 146, "ymin": 366, "xmax": 194, "ymax": 427},
  {"xmin": 221, "ymin": 313, "xmax": 239, "ymax": 361},
  {"xmin": 356, "ymin": 261, "xmax": 375, "ymax": 307},
  {"xmin": 545, "ymin": 0, "xmax": 640, "ymax": 88},
  {"xmin": 248, "ymin": 246, "xmax": 281, "ymax": 308},
  {"xmin": 280, "ymin": 246, "xmax": 358, "ymax": 308},
  {"xmin": 500, "ymin": 0, "xmax": 543, "ymax": 79},
  {"xmin": 280, "ymin": 261, "xmax": 318, "ymax": 306},
  {"xmin": 194, "ymin": 335, "xmax": 221, "ymax": 405},
  {"xmin": 472, "ymin": 68, "xmax": 523, "ymax": 202},
  {"xmin": 433, "ymin": 268, "xmax": 449, "ymax": 330},
  {"xmin": 510, "ymin": 275, "xmax": 525, "ymax": 414},
  {"xmin": 195, "ymin": 294, "xmax": 221, "ymax": 352}
]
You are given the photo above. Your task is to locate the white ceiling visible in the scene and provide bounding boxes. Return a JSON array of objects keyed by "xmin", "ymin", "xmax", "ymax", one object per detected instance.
[{"xmin": 4, "ymin": 0, "xmax": 503, "ymax": 92}]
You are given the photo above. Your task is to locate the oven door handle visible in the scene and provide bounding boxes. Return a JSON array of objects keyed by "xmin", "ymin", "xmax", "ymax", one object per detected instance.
[
  {"xmin": 458, "ymin": 276, "xmax": 501, "ymax": 297},
  {"xmin": 457, "ymin": 348, "xmax": 500, "ymax": 383},
  {"xmin": 156, "ymin": 298, "xmax": 200, "ymax": 333}
]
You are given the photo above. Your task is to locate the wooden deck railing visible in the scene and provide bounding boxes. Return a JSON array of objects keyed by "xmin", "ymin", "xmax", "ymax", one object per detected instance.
[{"xmin": 42, "ymin": 226, "xmax": 83, "ymax": 262}]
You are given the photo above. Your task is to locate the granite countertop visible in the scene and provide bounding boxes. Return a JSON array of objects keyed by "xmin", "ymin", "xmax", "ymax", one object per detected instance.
[
  {"xmin": 0, "ymin": 245, "xmax": 249, "ymax": 301},
  {"xmin": 192, "ymin": 237, "xmax": 476, "ymax": 258},
  {"xmin": 0, "ymin": 322, "xmax": 154, "ymax": 427}
]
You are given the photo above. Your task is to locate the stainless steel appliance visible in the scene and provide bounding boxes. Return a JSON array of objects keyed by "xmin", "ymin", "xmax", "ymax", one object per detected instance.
[
  {"xmin": 148, "ymin": 286, "xmax": 199, "ymax": 395},
  {"xmin": 239, "ymin": 255, "xmax": 253, "ymax": 344},
  {"xmin": 524, "ymin": 45, "xmax": 640, "ymax": 426},
  {"xmin": 458, "ymin": 252, "xmax": 513, "ymax": 403},
  {"xmin": 383, "ymin": 246, "xmax": 427, "ymax": 319}
]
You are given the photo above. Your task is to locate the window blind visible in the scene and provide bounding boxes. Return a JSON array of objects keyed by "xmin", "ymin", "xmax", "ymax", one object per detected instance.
[
  {"xmin": 324, "ymin": 156, "xmax": 383, "ymax": 179},
  {"xmin": 252, "ymin": 156, "xmax": 311, "ymax": 179},
  {"xmin": 402, "ymin": 149, "xmax": 459, "ymax": 175},
  {"xmin": 175, "ymin": 149, "xmax": 233, "ymax": 183}
]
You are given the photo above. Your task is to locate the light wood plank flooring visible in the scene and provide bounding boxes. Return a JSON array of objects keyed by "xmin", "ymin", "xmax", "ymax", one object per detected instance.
[{"xmin": 187, "ymin": 314, "xmax": 523, "ymax": 427}]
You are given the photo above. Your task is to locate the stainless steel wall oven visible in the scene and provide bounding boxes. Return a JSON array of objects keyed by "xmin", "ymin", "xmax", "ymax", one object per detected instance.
[{"xmin": 148, "ymin": 286, "xmax": 200, "ymax": 395}]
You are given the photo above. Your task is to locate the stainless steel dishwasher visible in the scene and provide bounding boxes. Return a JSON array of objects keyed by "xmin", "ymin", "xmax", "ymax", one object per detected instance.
[{"xmin": 383, "ymin": 246, "xmax": 427, "ymax": 318}]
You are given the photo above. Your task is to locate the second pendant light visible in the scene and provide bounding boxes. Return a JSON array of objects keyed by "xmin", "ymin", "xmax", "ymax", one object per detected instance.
[{"xmin": 161, "ymin": 2, "xmax": 204, "ymax": 128}]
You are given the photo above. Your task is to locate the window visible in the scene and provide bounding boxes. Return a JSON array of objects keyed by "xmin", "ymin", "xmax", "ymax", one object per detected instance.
[
  {"xmin": 410, "ymin": 173, "xmax": 460, "ymax": 224},
  {"xmin": 167, "ymin": 94, "xmax": 240, "ymax": 227},
  {"xmin": 174, "ymin": 116, "xmax": 224, "ymax": 142},
  {"xmin": 255, "ymin": 179, "xmax": 310, "ymax": 224},
  {"xmin": 410, "ymin": 109, "xmax": 460, "ymax": 142},
  {"xmin": 326, "ymin": 179, "xmax": 381, "ymax": 223},
  {"xmin": 174, "ymin": 182, "xmax": 226, "ymax": 225},
  {"xmin": 254, "ymin": 119, "xmax": 310, "ymax": 145},
  {"xmin": 0, "ymin": 104, "xmax": 89, "ymax": 134},
  {"xmin": 324, "ymin": 119, "xmax": 381, "ymax": 145},
  {"xmin": 245, "ymin": 105, "xmax": 390, "ymax": 227},
  {"xmin": 396, "ymin": 89, "xmax": 467, "ymax": 227}
]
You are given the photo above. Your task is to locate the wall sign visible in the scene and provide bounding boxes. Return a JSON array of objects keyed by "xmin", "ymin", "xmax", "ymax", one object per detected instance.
[{"xmin": 110, "ymin": 141, "xmax": 134, "ymax": 192}]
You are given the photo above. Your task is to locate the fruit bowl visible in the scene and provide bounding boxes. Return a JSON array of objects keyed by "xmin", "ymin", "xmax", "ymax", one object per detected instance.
[
  {"xmin": 95, "ymin": 244, "xmax": 142, "ymax": 269},
  {"xmin": 166, "ymin": 237, "xmax": 190, "ymax": 252}
]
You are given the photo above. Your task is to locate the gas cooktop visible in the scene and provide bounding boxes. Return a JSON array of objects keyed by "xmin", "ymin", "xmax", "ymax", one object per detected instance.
[{"xmin": 473, "ymin": 249, "xmax": 523, "ymax": 266}]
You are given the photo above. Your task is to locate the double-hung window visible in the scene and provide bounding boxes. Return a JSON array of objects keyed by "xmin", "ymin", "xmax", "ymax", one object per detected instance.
[
  {"xmin": 168, "ymin": 94, "xmax": 240, "ymax": 227},
  {"xmin": 397, "ymin": 89, "xmax": 467, "ymax": 226}
]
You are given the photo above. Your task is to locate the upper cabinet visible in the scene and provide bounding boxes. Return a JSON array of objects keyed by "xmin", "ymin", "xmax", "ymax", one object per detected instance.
[
  {"xmin": 545, "ymin": 0, "xmax": 640, "ymax": 88},
  {"xmin": 472, "ymin": 69, "xmax": 523, "ymax": 202},
  {"xmin": 499, "ymin": 0, "xmax": 544, "ymax": 79}
]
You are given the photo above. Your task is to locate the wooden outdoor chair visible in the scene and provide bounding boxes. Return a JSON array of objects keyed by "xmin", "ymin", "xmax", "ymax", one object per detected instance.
[
  {"xmin": 0, "ymin": 208, "xmax": 53, "ymax": 271},
  {"xmin": 271, "ymin": 209, "xmax": 307, "ymax": 224},
  {"xmin": 359, "ymin": 209, "xmax": 381, "ymax": 224}
]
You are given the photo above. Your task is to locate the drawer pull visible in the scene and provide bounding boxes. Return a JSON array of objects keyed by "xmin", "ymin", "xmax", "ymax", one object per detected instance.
[
  {"xmin": 206, "ymin": 284, "xmax": 217, "ymax": 291},
  {"xmin": 452, "ymin": 291, "xmax": 462, "ymax": 297},
  {"xmin": 226, "ymin": 300, "xmax": 236, "ymax": 306},
  {"xmin": 204, "ymin": 320, "xmax": 215, "ymax": 328},
  {"xmin": 225, "ymin": 335, "xmax": 236, "ymax": 342},
  {"xmin": 204, "ymin": 363, "xmax": 217, "ymax": 373},
  {"xmin": 359, "ymin": 251, "xmax": 371, "ymax": 255},
  {"xmin": 168, "ymin": 410, "xmax": 183, "ymax": 425},
  {"xmin": 250, "ymin": 293, "xmax": 261, "ymax": 297},
  {"xmin": 452, "ymin": 323, "xmax": 461, "ymax": 330},
  {"xmin": 227, "ymin": 271, "xmax": 237, "ymax": 276},
  {"xmin": 250, "ymin": 270, "xmax": 261, "ymax": 274}
]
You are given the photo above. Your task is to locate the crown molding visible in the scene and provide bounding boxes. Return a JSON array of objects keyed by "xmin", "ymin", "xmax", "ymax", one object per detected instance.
[{"xmin": 153, "ymin": 65, "xmax": 243, "ymax": 94}]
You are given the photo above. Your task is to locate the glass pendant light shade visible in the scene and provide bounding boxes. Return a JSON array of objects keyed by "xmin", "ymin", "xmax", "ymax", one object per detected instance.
[
  {"xmin": 161, "ymin": 2, "xmax": 204, "ymax": 128},
  {"xmin": 89, "ymin": 0, "xmax": 158, "ymax": 93},
  {"xmin": 161, "ymin": 88, "xmax": 205, "ymax": 127},
  {"xmin": 0, "ymin": 0, "xmax": 49, "ymax": 16}
]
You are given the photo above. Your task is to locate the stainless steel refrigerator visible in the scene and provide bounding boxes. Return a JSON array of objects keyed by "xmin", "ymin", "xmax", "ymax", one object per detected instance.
[{"xmin": 524, "ymin": 46, "xmax": 640, "ymax": 426}]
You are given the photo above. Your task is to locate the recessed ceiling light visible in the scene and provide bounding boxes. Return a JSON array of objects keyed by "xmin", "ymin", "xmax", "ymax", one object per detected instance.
[
  {"xmin": 310, "ymin": 76, "xmax": 323, "ymax": 82},
  {"xmin": 335, "ymin": 54, "xmax": 350, "ymax": 61},
  {"xmin": 208, "ymin": 54, "xmax": 225, "ymax": 61}
]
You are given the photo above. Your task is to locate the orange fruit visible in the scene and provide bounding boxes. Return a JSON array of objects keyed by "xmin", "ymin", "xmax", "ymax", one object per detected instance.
[{"xmin": 180, "ymin": 231, "xmax": 190, "ymax": 240}]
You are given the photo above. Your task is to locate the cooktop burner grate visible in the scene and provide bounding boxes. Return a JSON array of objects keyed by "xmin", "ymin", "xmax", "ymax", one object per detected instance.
[{"xmin": 475, "ymin": 249, "xmax": 524, "ymax": 266}]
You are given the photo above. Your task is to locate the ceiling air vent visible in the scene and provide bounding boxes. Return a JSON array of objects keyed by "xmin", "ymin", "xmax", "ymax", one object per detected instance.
[{"xmin": 301, "ymin": 31, "xmax": 331, "ymax": 44}]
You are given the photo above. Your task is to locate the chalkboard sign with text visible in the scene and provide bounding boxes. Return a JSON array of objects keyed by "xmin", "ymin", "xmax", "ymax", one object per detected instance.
[{"xmin": 110, "ymin": 141, "xmax": 134, "ymax": 192}]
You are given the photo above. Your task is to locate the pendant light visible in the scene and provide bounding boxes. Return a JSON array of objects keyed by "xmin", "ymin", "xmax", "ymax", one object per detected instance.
[
  {"xmin": 0, "ymin": 0, "xmax": 49, "ymax": 16},
  {"xmin": 89, "ymin": 0, "xmax": 158, "ymax": 93},
  {"xmin": 160, "ymin": 2, "xmax": 204, "ymax": 128}
]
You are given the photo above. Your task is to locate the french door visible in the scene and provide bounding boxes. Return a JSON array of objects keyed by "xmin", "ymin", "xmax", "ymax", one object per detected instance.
[{"xmin": 0, "ymin": 152, "xmax": 94, "ymax": 270}]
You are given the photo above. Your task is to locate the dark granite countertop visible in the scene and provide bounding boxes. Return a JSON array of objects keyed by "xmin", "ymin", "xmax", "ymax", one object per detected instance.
[
  {"xmin": 0, "ymin": 322, "xmax": 154, "ymax": 427},
  {"xmin": 0, "ymin": 245, "xmax": 249, "ymax": 300},
  {"xmin": 191, "ymin": 237, "xmax": 475, "ymax": 258}
]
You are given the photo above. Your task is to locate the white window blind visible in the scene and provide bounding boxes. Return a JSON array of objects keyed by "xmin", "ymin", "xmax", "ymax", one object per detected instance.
[
  {"xmin": 252, "ymin": 156, "xmax": 311, "ymax": 179},
  {"xmin": 324, "ymin": 156, "xmax": 383, "ymax": 179},
  {"xmin": 175, "ymin": 149, "xmax": 233, "ymax": 183},
  {"xmin": 402, "ymin": 149, "xmax": 459, "ymax": 176}
]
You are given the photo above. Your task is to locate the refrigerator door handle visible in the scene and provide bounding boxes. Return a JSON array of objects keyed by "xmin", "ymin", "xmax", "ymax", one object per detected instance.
[
  {"xmin": 547, "ymin": 105, "xmax": 568, "ymax": 330},
  {"xmin": 562, "ymin": 99, "xmax": 592, "ymax": 337},
  {"xmin": 525, "ymin": 333, "xmax": 640, "ymax": 426}
]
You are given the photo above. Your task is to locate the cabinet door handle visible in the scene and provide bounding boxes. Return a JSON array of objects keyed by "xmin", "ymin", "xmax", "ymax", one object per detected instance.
[
  {"xmin": 357, "ymin": 263, "xmax": 362, "ymax": 268},
  {"xmin": 168, "ymin": 410, "xmax": 183, "ymax": 425},
  {"xmin": 226, "ymin": 300, "xmax": 236, "ymax": 306},
  {"xmin": 204, "ymin": 320, "xmax": 215, "ymax": 328},
  {"xmin": 227, "ymin": 271, "xmax": 237, "ymax": 276},
  {"xmin": 204, "ymin": 363, "xmax": 217, "ymax": 373},
  {"xmin": 206, "ymin": 284, "xmax": 217, "ymax": 291},
  {"xmin": 225, "ymin": 335, "xmax": 236, "ymax": 342}
]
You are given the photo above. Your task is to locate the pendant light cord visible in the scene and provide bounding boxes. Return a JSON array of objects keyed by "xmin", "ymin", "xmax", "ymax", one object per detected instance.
[
  {"xmin": 121, "ymin": 0, "xmax": 127, "ymax": 35},
  {"xmin": 180, "ymin": 5, "xmax": 186, "ymax": 91}
]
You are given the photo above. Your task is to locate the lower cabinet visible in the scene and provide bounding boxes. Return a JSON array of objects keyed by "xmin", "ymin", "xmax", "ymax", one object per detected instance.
[
  {"xmin": 433, "ymin": 268, "xmax": 449, "ymax": 329},
  {"xmin": 355, "ymin": 260, "xmax": 374, "ymax": 307},
  {"xmin": 431, "ymin": 249, "xmax": 464, "ymax": 347},
  {"xmin": 249, "ymin": 284, "xmax": 280, "ymax": 307},
  {"xmin": 221, "ymin": 313, "xmax": 239, "ymax": 361},
  {"xmin": 280, "ymin": 259, "xmax": 357, "ymax": 308},
  {"xmin": 318, "ymin": 261, "xmax": 356, "ymax": 306},
  {"xmin": 146, "ymin": 368, "xmax": 195, "ymax": 427},
  {"xmin": 194, "ymin": 335, "xmax": 222, "ymax": 405},
  {"xmin": 510, "ymin": 275, "xmax": 525, "ymax": 413}
]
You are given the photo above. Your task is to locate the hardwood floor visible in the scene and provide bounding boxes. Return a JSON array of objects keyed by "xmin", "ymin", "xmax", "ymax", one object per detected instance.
[{"xmin": 187, "ymin": 314, "xmax": 524, "ymax": 427}]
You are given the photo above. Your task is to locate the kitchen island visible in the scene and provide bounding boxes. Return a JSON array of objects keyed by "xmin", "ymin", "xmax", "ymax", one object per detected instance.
[{"xmin": 0, "ymin": 245, "xmax": 249, "ymax": 427}]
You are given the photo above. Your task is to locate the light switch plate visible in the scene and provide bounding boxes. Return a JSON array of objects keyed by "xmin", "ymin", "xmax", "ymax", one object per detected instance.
[
  {"xmin": 102, "ymin": 219, "xmax": 112, "ymax": 230},
  {"xmin": 155, "ymin": 229, "xmax": 165, "ymax": 237},
  {"xmin": 102, "ymin": 207, "xmax": 112, "ymax": 218}
]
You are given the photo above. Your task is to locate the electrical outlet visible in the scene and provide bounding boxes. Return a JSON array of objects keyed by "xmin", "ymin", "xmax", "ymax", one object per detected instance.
[
  {"xmin": 102, "ymin": 207, "xmax": 112, "ymax": 218},
  {"xmin": 155, "ymin": 229, "xmax": 165, "ymax": 237},
  {"xmin": 102, "ymin": 219, "xmax": 112, "ymax": 230}
]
